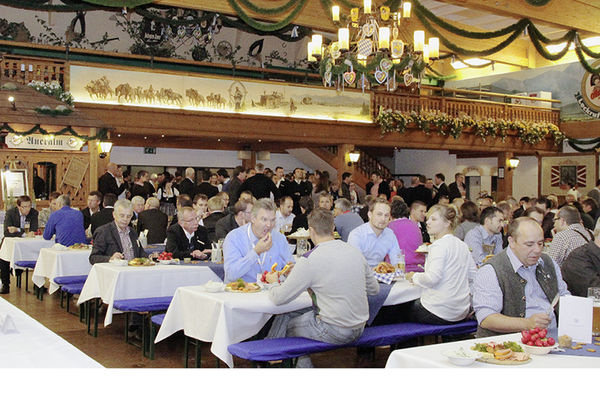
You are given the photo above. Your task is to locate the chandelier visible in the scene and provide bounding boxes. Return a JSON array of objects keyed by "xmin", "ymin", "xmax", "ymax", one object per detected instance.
[{"xmin": 308, "ymin": 1, "xmax": 439, "ymax": 92}]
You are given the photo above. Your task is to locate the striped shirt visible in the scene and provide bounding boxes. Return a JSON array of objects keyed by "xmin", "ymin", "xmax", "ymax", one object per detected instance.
[
  {"xmin": 547, "ymin": 223, "xmax": 593, "ymax": 266},
  {"xmin": 473, "ymin": 247, "xmax": 570, "ymax": 329},
  {"xmin": 117, "ymin": 226, "xmax": 134, "ymax": 261}
]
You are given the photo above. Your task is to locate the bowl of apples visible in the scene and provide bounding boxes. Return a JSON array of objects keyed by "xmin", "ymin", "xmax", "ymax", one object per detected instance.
[{"xmin": 520, "ymin": 328, "xmax": 557, "ymax": 355}]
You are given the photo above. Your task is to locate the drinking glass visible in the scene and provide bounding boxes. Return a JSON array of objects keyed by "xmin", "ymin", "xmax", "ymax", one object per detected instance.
[
  {"xmin": 396, "ymin": 250, "xmax": 405, "ymax": 274},
  {"xmin": 24, "ymin": 220, "xmax": 30, "ymax": 234},
  {"xmin": 588, "ymin": 287, "xmax": 600, "ymax": 336}
]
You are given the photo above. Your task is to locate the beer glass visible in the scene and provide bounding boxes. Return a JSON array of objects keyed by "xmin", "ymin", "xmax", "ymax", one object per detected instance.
[
  {"xmin": 588, "ymin": 287, "xmax": 600, "ymax": 336},
  {"xmin": 24, "ymin": 220, "xmax": 30, "ymax": 234}
]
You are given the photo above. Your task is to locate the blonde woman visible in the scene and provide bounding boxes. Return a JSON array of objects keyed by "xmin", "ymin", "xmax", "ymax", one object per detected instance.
[{"xmin": 406, "ymin": 204, "xmax": 477, "ymax": 324}]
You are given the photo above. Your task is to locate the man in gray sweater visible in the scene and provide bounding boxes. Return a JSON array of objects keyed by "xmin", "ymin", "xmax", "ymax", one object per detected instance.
[{"xmin": 267, "ymin": 208, "xmax": 379, "ymax": 367}]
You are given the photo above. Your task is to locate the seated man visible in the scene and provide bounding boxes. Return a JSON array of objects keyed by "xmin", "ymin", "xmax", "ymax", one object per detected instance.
[
  {"xmin": 81, "ymin": 191, "xmax": 102, "ymax": 236},
  {"xmin": 223, "ymin": 198, "xmax": 293, "ymax": 283},
  {"xmin": 203, "ymin": 196, "xmax": 227, "ymax": 243},
  {"xmin": 348, "ymin": 198, "xmax": 401, "ymax": 267},
  {"xmin": 547, "ymin": 205, "xmax": 593, "ymax": 266},
  {"xmin": 409, "ymin": 200, "xmax": 430, "ymax": 243},
  {"xmin": 275, "ymin": 196, "xmax": 295, "ymax": 233},
  {"xmin": 561, "ymin": 226, "xmax": 600, "ymax": 297},
  {"xmin": 130, "ymin": 195, "xmax": 145, "ymax": 226},
  {"xmin": 317, "ymin": 191, "xmax": 334, "ymax": 211},
  {"xmin": 137, "ymin": 197, "xmax": 168, "ymax": 244},
  {"xmin": 38, "ymin": 192, "xmax": 61, "ymax": 228},
  {"xmin": 267, "ymin": 209, "xmax": 379, "ymax": 368},
  {"xmin": 91, "ymin": 193, "xmax": 117, "ymax": 235},
  {"xmin": 1, "ymin": 196, "xmax": 39, "ymax": 294},
  {"xmin": 43, "ymin": 195, "xmax": 87, "ymax": 246},
  {"xmin": 473, "ymin": 217, "xmax": 570, "ymax": 337},
  {"xmin": 165, "ymin": 206, "xmax": 210, "ymax": 261},
  {"xmin": 215, "ymin": 200, "xmax": 253, "ymax": 241},
  {"xmin": 333, "ymin": 198, "xmax": 363, "ymax": 242},
  {"xmin": 464, "ymin": 206, "xmax": 505, "ymax": 267},
  {"xmin": 89, "ymin": 199, "xmax": 148, "ymax": 264}
]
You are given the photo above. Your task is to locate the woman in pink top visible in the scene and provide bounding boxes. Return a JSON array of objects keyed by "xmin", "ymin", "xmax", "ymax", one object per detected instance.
[{"xmin": 387, "ymin": 199, "xmax": 425, "ymax": 272}]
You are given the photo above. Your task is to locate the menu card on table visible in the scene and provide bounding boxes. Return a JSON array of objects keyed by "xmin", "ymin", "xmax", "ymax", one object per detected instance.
[
  {"xmin": 0, "ymin": 313, "xmax": 18, "ymax": 334},
  {"xmin": 558, "ymin": 295, "xmax": 593, "ymax": 344}
]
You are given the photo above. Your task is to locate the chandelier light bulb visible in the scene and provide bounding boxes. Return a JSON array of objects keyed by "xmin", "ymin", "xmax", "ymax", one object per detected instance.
[
  {"xmin": 332, "ymin": 5, "xmax": 340, "ymax": 22},
  {"xmin": 364, "ymin": 0, "xmax": 372, "ymax": 14},
  {"xmin": 414, "ymin": 30, "xmax": 424, "ymax": 52},
  {"xmin": 338, "ymin": 28, "xmax": 350, "ymax": 51},
  {"xmin": 379, "ymin": 27, "xmax": 390, "ymax": 50},
  {"xmin": 403, "ymin": 1, "xmax": 412, "ymax": 18},
  {"xmin": 429, "ymin": 37, "xmax": 439, "ymax": 58}
]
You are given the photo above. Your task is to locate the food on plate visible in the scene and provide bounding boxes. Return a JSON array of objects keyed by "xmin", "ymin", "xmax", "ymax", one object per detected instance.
[
  {"xmin": 587, "ymin": 348, "xmax": 597, "ymax": 352},
  {"xmin": 157, "ymin": 251, "xmax": 173, "ymax": 261},
  {"xmin": 68, "ymin": 243, "xmax": 90, "ymax": 249},
  {"xmin": 374, "ymin": 262, "xmax": 396, "ymax": 274},
  {"xmin": 287, "ymin": 228, "xmax": 310, "ymax": 238},
  {"xmin": 128, "ymin": 257, "xmax": 152, "ymax": 266},
  {"xmin": 226, "ymin": 279, "xmax": 261, "ymax": 293},
  {"xmin": 558, "ymin": 335, "xmax": 572, "ymax": 348},
  {"xmin": 471, "ymin": 341, "xmax": 529, "ymax": 362},
  {"xmin": 520, "ymin": 328, "xmax": 555, "ymax": 347}
]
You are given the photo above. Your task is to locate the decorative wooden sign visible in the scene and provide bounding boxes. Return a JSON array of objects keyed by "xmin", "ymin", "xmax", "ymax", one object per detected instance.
[{"xmin": 61, "ymin": 156, "xmax": 88, "ymax": 189}]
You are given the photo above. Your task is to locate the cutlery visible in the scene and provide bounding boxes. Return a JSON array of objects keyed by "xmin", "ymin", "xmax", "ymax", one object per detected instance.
[{"xmin": 547, "ymin": 293, "xmax": 559, "ymax": 315}]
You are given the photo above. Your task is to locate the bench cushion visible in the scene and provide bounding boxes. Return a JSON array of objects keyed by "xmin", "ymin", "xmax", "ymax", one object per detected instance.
[
  {"xmin": 54, "ymin": 275, "xmax": 88, "ymax": 285},
  {"xmin": 151, "ymin": 313, "xmax": 166, "ymax": 326},
  {"xmin": 14, "ymin": 260, "xmax": 36, "ymax": 269},
  {"xmin": 61, "ymin": 282, "xmax": 85, "ymax": 295},
  {"xmin": 113, "ymin": 297, "xmax": 173, "ymax": 312},
  {"xmin": 228, "ymin": 320, "xmax": 477, "ymax": 362}
]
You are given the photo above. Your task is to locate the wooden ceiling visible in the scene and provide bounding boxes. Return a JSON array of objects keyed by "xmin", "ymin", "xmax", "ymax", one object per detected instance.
[{"xmin": 153, "ymin": 0, "xmax": 600, "ymax": 70}]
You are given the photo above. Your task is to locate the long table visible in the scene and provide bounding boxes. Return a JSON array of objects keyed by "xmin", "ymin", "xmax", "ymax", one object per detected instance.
[
  {"xmin": 0, "ymin": 237, "xmax": 55, "ymax": 271},
  {"xmin": 385, "ymin": 332, "xmax": 600, "ymax": 368},
  {"xmin": 155, "ymin": 280, "xmax": 421, "ymax": 367},
  {"xmin": 32, "ymin": 247, "xmax": 92, "ymax": 294},
  {"xmin": 78, "ymin": 262, "xmax": 223, "ymax": 326},
  {"xmin": 0, "ymin": 297, "xmax": 102, "ymax": 368}
]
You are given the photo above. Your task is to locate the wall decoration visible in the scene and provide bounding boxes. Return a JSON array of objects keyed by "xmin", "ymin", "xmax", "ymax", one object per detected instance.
[
  {"xmin": 1, "ymin": 168, "xmax": 28, "ymax": 199},
  {"xmin": 541, "ymin": 155, "xmax": 596, "ymax": 197},
  {"xmin": 70, "ymin": 65, "xmax": 371, "ymax": 122}
]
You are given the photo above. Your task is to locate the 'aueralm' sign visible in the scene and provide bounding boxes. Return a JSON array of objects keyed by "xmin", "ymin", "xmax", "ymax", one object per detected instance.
[{"xmin": 5, "ymin": 133, "xmax": 84, "ymax": 150}]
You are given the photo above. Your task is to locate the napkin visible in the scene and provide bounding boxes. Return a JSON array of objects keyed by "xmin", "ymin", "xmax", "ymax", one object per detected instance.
[
  {"xmin": 373, "ymin": 270, "xmax": 403, "ymax": 285},
  {"xmin": 0, "ymin": 313, "xmax": 18, "ymax": 334}
]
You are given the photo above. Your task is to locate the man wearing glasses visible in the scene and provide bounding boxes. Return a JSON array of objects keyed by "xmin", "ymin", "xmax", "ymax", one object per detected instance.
[
  {"xmin": 165, "ymin": 206, "xmax": 210, "ymax": 261},
  {"xmin": 547, "ymin": 205, "xmax": 593, "ymax": 266},
  {"xmin": 1, "ymin": 196, "xmax": 39, "ymax": 294}
]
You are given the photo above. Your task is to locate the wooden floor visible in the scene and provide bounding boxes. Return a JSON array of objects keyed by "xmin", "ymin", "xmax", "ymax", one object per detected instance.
[{"xmin": 1, "ymin": 277, "xmax": 395, "ymax": 368}]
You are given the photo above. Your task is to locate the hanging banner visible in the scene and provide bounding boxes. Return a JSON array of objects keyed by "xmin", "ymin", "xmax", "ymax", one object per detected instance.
[{"xmin": 5, "ymin": 134, "xmax": 85, "ymax": 151}]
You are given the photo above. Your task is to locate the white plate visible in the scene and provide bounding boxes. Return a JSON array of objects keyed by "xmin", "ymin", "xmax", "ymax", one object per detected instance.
[
  {"xmin": 442, "ymin": 348, "xmax": 482, "ymax": 366},
  {"xmin": 522, "ymin": 343, "xmax": 558, "ymax": 355},
  {"xmin": 109, "ymin": 259, "xmax": 128, "ymax": 266},
  {"xmin": 203, "ymin": 280, "xmax": 224, "ymax": 293}
]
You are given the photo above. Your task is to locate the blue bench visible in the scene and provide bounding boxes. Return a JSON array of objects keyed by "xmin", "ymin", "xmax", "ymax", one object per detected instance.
[
  {"xmin": 148, "ymin": 313, "xmax": 166, "ymax": 360},
  {"xmin": 113, "ymin": 296, "xmax": 173, "ymax": 358},
  {"xmin": 228, "ymin": 320, "xmax": 477, "ymax": 365},
  {"xmin": 14, "ymin": 260, "xmax": 36, "ymax": 293},
  {"xmin": 54, "ymin": 275, "xmax": 88, "ymax": 317}
]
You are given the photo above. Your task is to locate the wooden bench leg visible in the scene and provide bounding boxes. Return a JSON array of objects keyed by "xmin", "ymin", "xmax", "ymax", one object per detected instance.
[{"xmin": 194, "ymin": 339, "xmax": 201, "ymax": 368}]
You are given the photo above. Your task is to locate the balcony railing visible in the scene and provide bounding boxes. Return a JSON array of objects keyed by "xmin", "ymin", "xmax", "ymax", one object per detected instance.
[{"xmin": 1, "ymin": 54, "xmax": 67, "ymax": 89}]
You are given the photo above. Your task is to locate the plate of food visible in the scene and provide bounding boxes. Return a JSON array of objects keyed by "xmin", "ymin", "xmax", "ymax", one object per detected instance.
[
  {"xmin": 441, "ymin": 347, "xmax": 482, "ymax": 366},
  {"xmin": 373, "ymin": 262, "xmax": 396, "ymax": 274},
  {"xmin": 287, "ymin": 228, "xmax": 310, "ymax": 239},
  {"xmin": 225, "ymin": 279, "xmax": 261, "ymax": 293},
  {"xmin": 471, "ymin": 341, "xmax": 531, "ymax": 365},
  {"xmin": 68, "ymin": 243, "xmax": 91, "ymax": 250},
  {"xmin": 128, "ymin": 257, "xmax": 154, "ymax": 266}
]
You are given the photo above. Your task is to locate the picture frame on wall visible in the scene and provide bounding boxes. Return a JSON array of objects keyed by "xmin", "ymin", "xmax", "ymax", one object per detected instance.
[{"xmin": 1, "ymin": 169, "xmax": 29, "ymax": 199}]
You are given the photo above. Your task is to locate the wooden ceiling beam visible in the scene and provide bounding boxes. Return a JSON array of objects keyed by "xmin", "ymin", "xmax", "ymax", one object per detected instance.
[{"xmin": 435, "ymin": 0, "xmax": 600, "ymax": 35}]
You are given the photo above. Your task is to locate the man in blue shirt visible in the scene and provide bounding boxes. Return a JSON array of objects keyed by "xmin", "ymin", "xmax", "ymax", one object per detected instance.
[
  {"xmin": 223, "ymin": 198, "xmax": 293, "ymax": 283},
  {"xmin": 464, "ymin": 206, "xmax": 505, "ymax": 267},
  {"xmin": 347, "ymin": 198, "xmax": 401, "ymax": 267},
  {"xmin": 44, "ymin": 195, "xmax": 87, "ymax": 246}
]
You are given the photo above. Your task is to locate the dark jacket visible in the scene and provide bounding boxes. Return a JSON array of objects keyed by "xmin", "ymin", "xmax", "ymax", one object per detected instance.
[
  {"xmin": 98, "ymin": 172, "xmax": 126, "ymax": 198},
  {"xmin": 561, "ymin": 241, "xmax": 600, "ymax": 297},
  {"xmin": 340, "ymin": 182, "xmax": 351, "ymax": 200},
  {"xmin": 407, "ymin": 184, "xmax": 433, "ymax": 208},
  {"xmin": 165, "ymin": 223, "xmax": 209, "ymax": 260},
  {"xmin": 434, "ymin": 183, "xmax": 450, "ymax": 204},
  {"xmin": 227, "ymin": 176, "xmax": 243, "ymax": 205},
  {"xmin": 131, "ymin": 183, "xmax": 151, "ymax": 200},
  {"xmin": 238, "ymin": 173, "xmax": 280, "ymax": 201},
  {"xmin": 197, "ymin": 182, "xmax": 219, "ymax": 199},
  {"xmin": 366, "ymin": 181, "xmax": 391, "ymax": 200},
  {"xmin": 91, "ymin": 207, "xmax": 114, "ymax": 235},
  {"xmin": 541, "ymin": 212, "xmax": 555, "ymax": 240},
  {"xmin": 284, "ymin": 179, "xmax": 312, "ymax": 216},
  {"xmin": 3, "ymin": 206, "xmax": 39, "ymax": 238},
  {"xmin": 137, "ymin": 208, "xmax": 168, "ymax": 244},
  {"xmin": 81, "ymin": 207, "xmax": 101, "ymax": 232},
  {"xmin": 178, "ymin": 178, "xmax": 197, "ymax": 200},
  {"xmin": 448, "ymin": 181, "xmax": 464, "ymax": 202},
  {"xmin": 215, "ymin": 213, "xmax": 239, "ymax": 241},
  {"xmin": 203, "ymin": 211, "xmax": 227, "ymax": 243},
  {"xmin": 89, "ymin": 221, "xmax": 147, "ymax": 264}
]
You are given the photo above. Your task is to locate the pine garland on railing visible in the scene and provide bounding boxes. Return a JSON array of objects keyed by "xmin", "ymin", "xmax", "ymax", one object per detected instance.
[
  {"xmin": 375, "ymin": 107, "xmax": 565, "ymax": 146},
  {"xmin": 0, "ymin": 123, "xmax": 109, "ymax": 142},
  {"xmin": 226, "ymin": 0, "xmax": 307, "ymax": 32}
]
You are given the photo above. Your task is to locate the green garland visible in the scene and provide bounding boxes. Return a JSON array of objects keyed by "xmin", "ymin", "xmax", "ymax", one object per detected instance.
[
  {"xmin": 0, "ymin": 123, "xmax": 109, "ymax": 142},
  {"xmin": 375, "ymin": 106, "xmax": 565, "ymax": 145},
  {"xmin": 567, "ymin": 137, "xmax": 600, "ymax": 152},
  {"xmin": 236, "ymin": 0, "xmax": 298, "ymax": 15},
  {"xmin": 226, "ymin": 0, "xmax": 307, "ymax": 32},
  {"xmin": 525, "ymin": 0, "xmax": 551, "ymax": 5},
  {"xmin": 34, "ymin": 105, "xmax": 73, "ymax": 116},
  {"xmin": 81, "ymin": 0, "xmax": 152, "ymax": 6}
]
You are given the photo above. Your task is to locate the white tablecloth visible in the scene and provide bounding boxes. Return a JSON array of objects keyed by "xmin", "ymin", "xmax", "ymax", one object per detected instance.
[
  {"xmin": 0, "ymin": 297, "xmax": 102, "ymax": 368},
  {"xmin": 32, "ymin": 247, "xmax": 92, "ymax": 294},
  {"xmin": 0, "ymin": 237, "xmax": 55, "ymax": 270},
  {"xmin": 155, "ymin": 280, "xmax": 421, "ymax": 368},
  {"xmin": 385, "ymin": 332, "xmax": 600, "ymax": 368},
  {"xmin": 77, "ymin": 263, "xmax": 222, "ymax": 326}
]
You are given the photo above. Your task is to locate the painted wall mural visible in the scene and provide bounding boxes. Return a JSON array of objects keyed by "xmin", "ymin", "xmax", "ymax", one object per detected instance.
[
  {"xmin": 70, "ymin": 65, "xmax": 371, "ymax": 122},
  {"xmin": 541, "ymin": 155, "xmax": 596, "ymax": 197}
]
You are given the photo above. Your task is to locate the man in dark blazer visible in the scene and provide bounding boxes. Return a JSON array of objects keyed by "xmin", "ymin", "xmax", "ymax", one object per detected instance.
[
  {"xmin": 91, "ymin": 193, "xmax": 117, "ymax": 235},
  {"xmin": 81, "ymin": 191, "xmax": 102, "ymax": 233},
  {"xmin": 448, "ymin": 172, "xmax": 466, "ymax": 202},
  {"xmin": 196, "ymin": 171, "xmax": 219, "ymax": 199},
  {"xmin": 89, "ymin": 199, "xmax": 148, "ymax": 265},
  {"xmin": 137, "ymin": 197, "xmax": 168, "ymax": 244},
  {"xmin": 215, "ymin": 200, "xmax": 253, "ymax": 241},
  {"xmin": 165, "ymin": 206, "xmax": 210, "ymax": 260},
  {"xmin": 365, "ymin": 170, "xmax": 391, "ymax": 200},
  {"xmin": 237, "ymin": 168, "xmax": 280, "ymax": 201},
  {"xmin": 226, "ymin": 166, "xmax": 246, "ymax": 206},
  {"xmin": 408, "ymin": 175, "xmax": 433, "ymax": 208},
  {"xmin": 1, "ymin": 196, "xmax": 39, "ymax": 293},
  {"xmin": 203, "ymin": 196, "xmax": 227, "ymax": 243},
  {"xmin": 178, "ymin": 167, "xmax": 198, "ymax": 200},
  {"xmin": 284, "ymin": 168, "xmax": 312, "ymax": 216},
  {"xmin": 98, "ymin": 163, "xmax": 126, "ymax": 199},
  {"xmin": 433, "ymin": 173, "xmax": 450, "ymax": 204}
]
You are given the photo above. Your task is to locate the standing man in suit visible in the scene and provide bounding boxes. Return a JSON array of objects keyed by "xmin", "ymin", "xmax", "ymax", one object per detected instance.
[
  {"xmin": 448, "ymin": 172, "xmax": 467, "ymax": 202},
  {"xmin": 340, "ymin": 172, "xmax": 352, "ymax": 201},
  {"xmin": 81, "ymin": 191, "xmax": 102, "ymax": 234},
  {"xmin": 433, "ymin": 173, "xmax": 449, "ymax": 204},
  {"xmin": 407, "ymin": 175, "xmax": 433, "ymax": 208},
  {"xmin": 178, "ymin": 167, "xmax": 198, "ymax": 201},
  {"xmin": 365, "ymin": 171, "xmax": 391, "ymax": 200},
  {"xmin": 165, "ymin": 206, "xmax": 210, "ymax": 260},
  {"xmin": 1, "ymin": 196, "xmax": 39, "ymax": 294},
  {"xmin": 89, "ymin": 199, "xmax": 149, "ymax": 264},
  {"xmin": 137, "ymin": 197, "xmax": 168, "ymax": 244},
  {"xmin": 237, "ymin": 165, "xmax": 281, "ymax": 201},
  {"xmin": 225, "ymin": 166, "xmax": 246, "ymax": 206},
  {"xmin": 197, "ymin": 171, "xmax": 219, "ymax": 199},
  {"xmin": 91, "ymin": 193, "xmax": 117, "ymax": 235},
  {"xmin": 285, "ymin": 168, "xmax": 312, "ymax": 216},
  {"xmin": 98, "ymin": 162, "xmax": 126, "ymax": 199}
]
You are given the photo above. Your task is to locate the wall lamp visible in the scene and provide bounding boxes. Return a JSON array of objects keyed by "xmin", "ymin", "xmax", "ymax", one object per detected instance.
[
  {"xmin": 8, "ymin": 96, "xmax": 16, "ymax": 110},
  {"xmin": 98, "ymin": 141, "xmax": 113, "ymax": 159},
  {"xmin": 348, "ymin": 151, "xmax": 360, "ymax": 166},
  {"xmin": 508, "ymin": 157, "xmax": 520, "ymax": 170}
]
